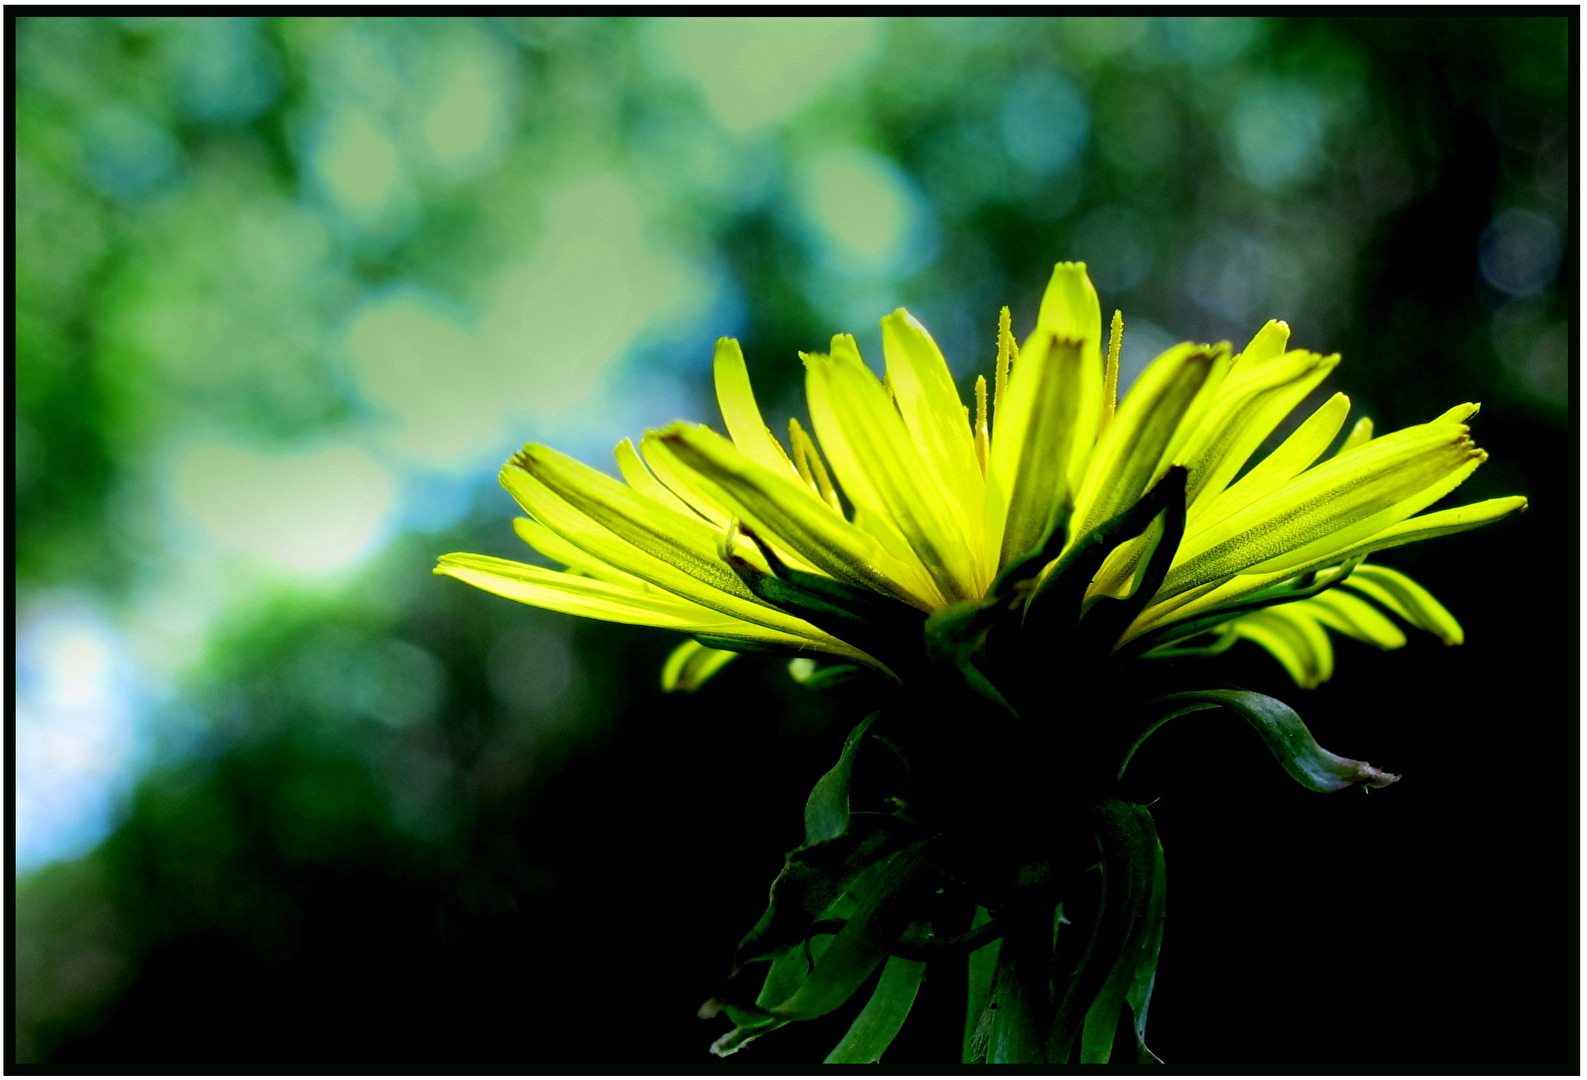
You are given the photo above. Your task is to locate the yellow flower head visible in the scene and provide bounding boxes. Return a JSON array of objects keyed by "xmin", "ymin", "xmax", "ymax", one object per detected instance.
[{"xmin": 437, "ymin": 262, "xmax": 1525, "ymax": 689}]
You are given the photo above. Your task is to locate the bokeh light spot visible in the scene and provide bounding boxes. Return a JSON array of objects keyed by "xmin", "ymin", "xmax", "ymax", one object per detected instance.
[
  {"xmin": 800, "ymin": 149, "xmax": 931, "ymax": 279},
  {"xmin": 1071, "ymin": 206, "xmax": 1154, "ymax": 293},
  {"xmin": 1001, "ymin": 69, "xmax": 1090, "ymax": 178},
  {"xmin": 421, "ymin": 41, "xmax": 509, "ymax": 171},
  {"xmin": 1479, "ymin": 208, "xmax": 1563, "ymax": 297},
  {"xmin": 652, "ymin": 16, "xmax": 877, "ymax": 133},
  {"xmin": 16, "ymin": 600, "xmax": 145, "ymax": 872},
  {"xmin": 175, "ymin": 444, "xmax": 395, "ymax": 572},
  {"xmin": 1227, "ymin": 84, "xmax": 1323, "ymax": 187},
  {"xmin": 311, "ymin": 107, "xmax": 406, "ymax": 216},
  {"xmin": 79, "ymin": 105, "xmax": 180, "ymax": 202}
]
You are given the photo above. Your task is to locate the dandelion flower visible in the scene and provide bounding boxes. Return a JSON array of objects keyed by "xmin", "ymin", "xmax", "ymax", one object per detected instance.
[{"xmin": 436, "ymin": 263, "xmax": 1524, "ymax": 689}]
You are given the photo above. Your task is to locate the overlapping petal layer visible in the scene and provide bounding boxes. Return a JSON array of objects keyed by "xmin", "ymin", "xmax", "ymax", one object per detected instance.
[{"xmin": 437, "ymin": 262, "xmax": 1524, "ymax": 688}]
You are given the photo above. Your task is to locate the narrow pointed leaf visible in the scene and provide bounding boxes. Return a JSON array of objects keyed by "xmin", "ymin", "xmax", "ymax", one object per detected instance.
[
  {"xmin": 823, "ymin": 954, "xmax": 927, "ymax": 1063},
  {"xmin": 963, "ymin": 906, "xmax": 999, "ymax": 1064}
]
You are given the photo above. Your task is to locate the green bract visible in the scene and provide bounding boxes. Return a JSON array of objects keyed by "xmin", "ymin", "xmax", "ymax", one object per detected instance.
[{"xmin": 436, "ymin": 262, "xmax": 1524, "ymax": 1064}]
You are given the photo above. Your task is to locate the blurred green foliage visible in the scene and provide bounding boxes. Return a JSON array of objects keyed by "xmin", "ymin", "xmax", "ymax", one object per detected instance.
[{"xmin": 14, "ymin": 15, "xmax": 1570, "ymax": 1066}]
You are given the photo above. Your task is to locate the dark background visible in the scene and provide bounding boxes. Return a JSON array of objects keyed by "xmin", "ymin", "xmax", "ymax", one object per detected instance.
[{"xmin": 13, "ymin": 15, "xmax": 1574, "ymax": 1069}]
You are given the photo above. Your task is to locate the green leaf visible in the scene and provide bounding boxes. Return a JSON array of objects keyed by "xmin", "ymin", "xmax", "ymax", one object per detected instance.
[
  {"xmin": 986, "ymin": 917, "xmax": 1050, "ymax": 1064},
  {"xmin": 962, "ymin": 906, "xmax": 999, "ymax": 1064},
  {"xmin": 1124, "ymin": 689, "xmax": 1400, "ymax": 793},
  {"xmin": 823, "ymin": 953, "xmax": 928, "ymax": 1063},
  {"xmin": 1125, "ymin": 836, "xmax": 1168, "ymax": 1065}
]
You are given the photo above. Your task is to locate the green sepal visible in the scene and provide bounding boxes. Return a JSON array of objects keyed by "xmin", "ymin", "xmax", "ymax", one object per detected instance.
[
  {"xmin": 1048, "ymin": 799, "xmax": 1163, "ymax": 1064},
  {"xmin": 1077, "ymin": 802, "xmax": 1166, "ymax": 1064},
  {"xmin": 823, "ymin": 952, "xmax": 928, "ymax": 1063},
  {"xmin": 923, "ymin": 599, "xmax": 1018, "ymax": 716},
  {"xmin": 769, "ymin": 841, "xmax": 937, "ymax": 1021},
  {"xmin": 713, "ymin": 843, "xmax": 937, "ymax": 1057},
  {"xmin": 1075, "ymin": 470, "xmax": 1189, "ymax": 654},
  {"xmin": 1123, "ymin": 689, "xmax": 1400, "ymax": 793},
  {"xmin": 690, "ymin": 633, "xmax": 811, "ymax": 658},
  {"xmin": 805, "ymin": 714, "xmax": 875, "ymax": 845},
  {"xmin": 732, "ymin": 813, "xmax": 918, "ymax": 966},
  {"xmin": 987, "ymin": 502, "xmax": 1071, "ymax": 602},
  {"xmin": 723, "ymin": 524, "xmax": 926, "ymax": 669},
  {"xmin": 1120, "ymin": 557, "xmax": 1361, "ymax": 660},
  {"xmin": 1026, "ymin": 467, "xmax": 1188, "ymax": 636}
]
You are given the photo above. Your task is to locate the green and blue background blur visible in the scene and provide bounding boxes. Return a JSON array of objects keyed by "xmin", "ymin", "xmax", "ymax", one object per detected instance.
[{"xmin": 14, "ymin": 16, "xmax": 1573, "ymax": 1067}]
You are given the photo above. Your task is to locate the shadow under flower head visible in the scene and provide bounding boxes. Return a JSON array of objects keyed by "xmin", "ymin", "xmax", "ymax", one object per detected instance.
[{"xmin": 437, "ymin": 262, "xmax": 1526, "ymax": 688}]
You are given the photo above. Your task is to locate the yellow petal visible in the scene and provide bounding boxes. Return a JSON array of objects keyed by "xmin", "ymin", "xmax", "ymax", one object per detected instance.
[
  {"xmin": 1177, "ymin": 349, "xmax": 1341, "ymax": 519},
  {"xmin": 661, "ymin": 638, "xmax": 741, "ymax": 692},
  {"xmin": 512, "ymin": 516, "xmax": 649, "ymax": 588},
  {"xmin": 1231, "ymin": 606, "xmax": 1334, "ymax": 688},
  {"xmin": 1189, "ymin": 392, "xmax": 1351, "ymax": 537},
  {"xmin": 786, "ymin": 417, "xmax": 844, "ymax": 513},
  {"xmin": 438, "ymin": 552, "xmax": 750, "ymax": 632},
  {"xmin": 881, "ymin": 308, "xmax": 987, "ymax": 576},
  {"xmin": 805, "ymin": 338, "xmax": 975, "ymax": 603},
  {"xmin": 1165, "ymin": 421, "xmax": 1482, "ymax": 596},
  {"xmin": 1129, "ymin": 496, "xmax": 1525, "ymax": 641},
  {"xmin": 1230, "ymin": 319, "xmax": 1291, "ymax": 372},
  {"xmin": 509, "ymin": 445, "xmax": 755, "ymax": 600},
  {"xmin": 1070, "ymin": 342, "xmax": 1220, "ymax": 541},
  {"xmin": 1305, "ymin": 496, "xmax": 1527, "ymax": 578},
  {"xmin": 615, "ymin": 438, "xmax": 698, "ymax": 519},
  {"xmin": 986, "ymin": 333, "xmax": 1085, "ymax": 567},
  {"xmin": 637, "ymin": 432, "xmax": 738, "ymax": 528},
  {"xmin": 1337, "ymin": 416, "xmax": 1374, "ymax": 454},
  {"xmin": 655, "ymin": 422, "xmax": 940, "ymax": 610},
  {"xmin": 1343, "ymin": 563, "xmax": 1463, "ymax": 645},
  {"xmin": 713, "ymin": 338, "xmax": 801, "ymax": 478},
  {"xmin": 1302, "ymin": 590, "xmax": 1408, "ymax": 649},
  {"xmin": 1032, "ymin": 262, "xmax": 1104, "ymax": 490}
]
